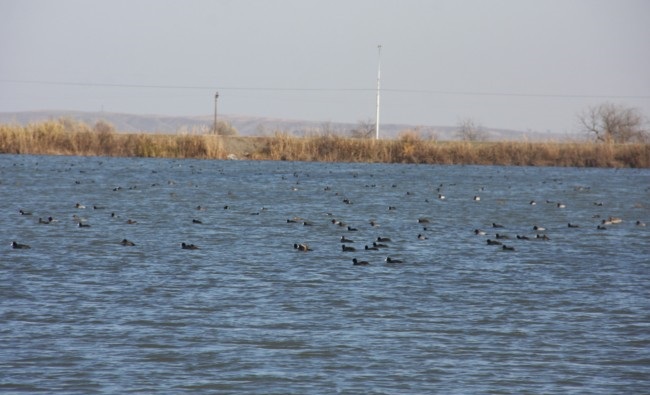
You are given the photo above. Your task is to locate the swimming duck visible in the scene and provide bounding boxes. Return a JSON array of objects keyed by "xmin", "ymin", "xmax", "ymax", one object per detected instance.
[
  {"xmin": 192, "ymin": 219, "xmax": 203, "ymax": 224},
  {"xmin": 536, "ymin": 234, "xmax": 550, "ymax": 240},
  {"xmin": 417, "ymin": 233, "xmax": 428, "ymax": 240},
  {"xmin": 385, "ymin": 257, "xmax": 403, "ymax": 263},
  {"xmin": 568, "ymin": 223, "xmax": 580, "ymax": 228},
  {"xmin": 502, "ymin": 245, "xmax": 515, "ymax": 251},
  {"xmin": 121, "ymin": 239, "xmax": 136, "ymax": 246},
  {"xmin": 377, "ymin": 236, "xmax": 391, "ymax": 242},
  {"xmin": 38, "ymin": 217, "xmax": 53, "ymax": 224},
  {"xmin": 294, "ymin": 243, "xmax": 312, "ymax": 251},
  {"xmin": 181, "ymin": 242, "xmax": 199, "ymax": 250},
  {"xmin": 373, "ymin": 242, "xmax": 389, "ymax": 248},
  {"xmin": 473, "ymin": 196, "xmax": 481, "ymax": 201},
  {"xmin": 487, "ymin": 239, "xmax": 503, "ymax": 245},
  {"xmin": 347, "ymin": 226, "xmax": 358, "ymax": 231},
  {"xmin": 533, "ymin": 225, "xmax": 546, "ymax": 231},
  {"xmin": 126, "ymin": 219, "xmax": 137, "ymax": 224},
  {"xmin": 75, "ymin": 203, "xmax": 86, "ymax": 209},
  {"xmin": 340, "ymin": 236, "xmax": 354, "ymax": 243},
  {"xmin": 516, "ymin": 235, "xmax": 530, "ymax": 240},
  {"xmin": 418, "ymin": 218, "xmax": 430, "ymax": 224},
  {"xmin": 12, "ymin": 241, "xmax": 31, "ymax": 249},
  {"xmin": 365, "ymin": 244, "xmax": 379, "ymax": 251},
  {"xmin": 352, "ymin": 258, "xmax": 370, "ymax": 266},
  {"xmin": 474, "ymin": 229, "xmax": 486, "ymax": 236},
  {"xmin": 636, "ymin": 220, "xmax": 646, "ymax": 227},
  {"xmin": 19, "ymin": 209, "xmax": 32, "ymax": 215},
  {"xmin": 495, "ymin": 233, "xmax": 509, "ymax": 239},
  {"xmin": 492, "ymin": 222, "xmax": 504, "ymax": 228},
  {"xmin": 342, "ymin": 244, "xmax": 356, "ymax": 252},
  {"xmin": 78, "ymin": 222, "xmax": 91, "ymax": 228}
]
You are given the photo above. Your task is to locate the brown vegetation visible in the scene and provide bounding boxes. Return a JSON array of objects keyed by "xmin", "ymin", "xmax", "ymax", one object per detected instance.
[{"xmin": 1, "ymin": 119, "xmax": 648, "ymax": 167}]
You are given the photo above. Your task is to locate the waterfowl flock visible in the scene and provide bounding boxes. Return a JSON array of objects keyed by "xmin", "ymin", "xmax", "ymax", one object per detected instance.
[{"xmin": 6, "ymin": 158, "xmax": 648, "ymax": 272}]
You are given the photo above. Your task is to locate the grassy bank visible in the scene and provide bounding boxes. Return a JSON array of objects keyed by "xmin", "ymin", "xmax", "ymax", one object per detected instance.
[{"xmin": 1, "ymin": 120, "xmax": 649, "ymax": 167}]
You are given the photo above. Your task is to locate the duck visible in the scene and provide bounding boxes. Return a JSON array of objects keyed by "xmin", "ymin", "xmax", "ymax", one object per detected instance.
[
  {"xmin": 347, "ymin": 226, "xmax": 358, "ymax": 232},
  {"xmin": 192, "ymin": 219, "xmax": 203, "ymax": 224},
  {"xmin": 568, "ymin": 223, "xmax": 580, "ymax": 228},
  {"xmin": 557, "ymin": 203, "xmax": 566, "ymax": 208},
  {"xmin": 385, "ymin": 257, "xmax": 403, "ymax": 263},
  {"xmin": 533, "ymin": 225, "xmax": 546, "ymax": 231},
  {"xmin": 492, "ymin": 222, "xmax": 504, "ymax": 228},
  {"xmin": 369, "ymin": 220, "xmax": 379, "ymax": 227},
  {"xmin": 78, "ymin": 222, "xmax": 91, "ymax": 228},
  {"xmin": 536, "ymin": 234, "xmax": 550, "ymax": 240},
  {"xmin": 495, "ymin": 233, "xmax": 509, "ymax": 239},
  {"xmin": 75, "ymin": 202, "xmax": 86, "ymax": 209},
  {"xmin": 418, "ymin": 218, "xmax": 430, "ymax": 224},
  {"xmin": 474, "ymin": 229, "xmax": 486, "ymax": 236},
  {"xmin": 38, "ymin": 217, "xmax": 53, "ymax": 224},
  {"xmin": 516, "ymin": 235, "xmax": 530, "ymax": 240},
  {"xmin": 417, "ymin": 233, "xmax": 428, "ymax": 240},
  {"xmin": 294, "ymin": 243, "xmax": 312, "ymax": 251},
  {"xmin": 487, "ymin": 239, "xmax": 503, "ymax": 245},
  {"xmin": 340, "ymin": 236, "xmax": 354, "ymax": 243},
  {"xmin": 502, "ymin": 245, "xmax": 515, "ymax": 251},
  {"xmin": 373, "ymin": 242, "xmax": 389, "ymax": 248},
  {"xmin": 636, "ymin": 220, "xmax": 646, "ymax": 227},
  {"xmin": 377, "ymin": 236, "xmax": 391, "ymax": 242},
  {"xmin": 19, "ymin": 209, "xmax": 32, "ymax": 215},
  {"xmin": 473, "ymin": 196, "xmax": 481, "ymax": 201},
  {"xmin": 121, "ymin": 239, "xmax": 136, "ymax": 246},
  {"xmin": 181, "ymin": 242, "xmax": 199, "ymax": 250},
  {"xmin": 342, "ymin": 244, "xmax": 356, "ymax": 252},
  {"xmin": 352, "ymin": 258, "xmax": 370, "ymax": 266},
  {"xmin": 529, "ymin": 200, "xmax": 537, "ymax": 205},
  {"xmin": 365, "ymin": 244, "xmax": 379, "ymax": 251},
  {"xmin": 12, "ymin": 241, "xmax": 31, "ymax": 249}
]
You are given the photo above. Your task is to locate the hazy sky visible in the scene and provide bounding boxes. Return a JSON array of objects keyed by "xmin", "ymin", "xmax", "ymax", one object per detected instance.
[{"xmin": 1, "ymin": 0, "xmax": 649, "ymax": 133}]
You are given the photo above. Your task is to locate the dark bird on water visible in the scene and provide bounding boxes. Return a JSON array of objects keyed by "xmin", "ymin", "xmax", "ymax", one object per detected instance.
[{"xmin": 12, "ymin": 241, "xmax": 31, "ymax": 249}]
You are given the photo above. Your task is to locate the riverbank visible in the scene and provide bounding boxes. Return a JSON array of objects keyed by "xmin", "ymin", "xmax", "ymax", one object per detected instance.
[{"xmin": 1, "ymin": 120, "xmax": 648, "ymax": 167}]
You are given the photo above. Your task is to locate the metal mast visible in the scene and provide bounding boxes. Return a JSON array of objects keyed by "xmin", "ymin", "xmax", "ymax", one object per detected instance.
[{"xmin": 375, "ymin": 45, "xmax": 382, "ymax": 140}]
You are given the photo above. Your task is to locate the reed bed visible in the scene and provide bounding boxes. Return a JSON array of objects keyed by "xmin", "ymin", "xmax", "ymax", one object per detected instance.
[{"xmin": 1, "ymin": 120, "xmax": 648, "ymax": 167}]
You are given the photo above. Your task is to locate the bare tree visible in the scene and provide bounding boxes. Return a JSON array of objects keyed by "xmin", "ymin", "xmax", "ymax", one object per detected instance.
[
  {"xmin": 578, "ymin": 103, "xmax": 647, "ymax": 143},
  {"xmin": 350, "ymin": 119, "xmax": 376, "ymax": 139},
  {"xmin": 455, "ymin": 118, "xmax": 487, "ymax": 141},
  {"xmin": 211, "ymin": 121, "xmax": 239, "ymax": 136}
]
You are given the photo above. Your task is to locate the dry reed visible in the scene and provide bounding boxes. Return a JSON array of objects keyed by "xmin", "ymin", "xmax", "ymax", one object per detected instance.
[{"xmin": 1, "ymin": 120, "xmax": 648, "ymax": 167}]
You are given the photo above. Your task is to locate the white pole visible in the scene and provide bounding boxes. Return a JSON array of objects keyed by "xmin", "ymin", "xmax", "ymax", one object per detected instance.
[{"xmin": 375, "ymin": 44, "xmax": 382, "ymax": 140}]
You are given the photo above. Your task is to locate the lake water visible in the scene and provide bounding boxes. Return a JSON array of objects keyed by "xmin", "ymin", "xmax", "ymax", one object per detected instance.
[{"xmin": 1, "ymin": 154, "xmax": 649, "ymax": 394}]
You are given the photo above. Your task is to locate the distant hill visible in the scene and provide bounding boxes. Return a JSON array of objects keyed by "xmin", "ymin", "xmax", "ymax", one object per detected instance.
[{"xmin": 0, "ymin": 110, "xmax": 568, "ymax": 141}]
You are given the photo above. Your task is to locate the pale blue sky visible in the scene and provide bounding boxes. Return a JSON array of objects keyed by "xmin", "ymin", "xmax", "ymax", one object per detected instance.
[{"xmin": 1, "ymin": 0, "xmax": 649, "ymax": 133}]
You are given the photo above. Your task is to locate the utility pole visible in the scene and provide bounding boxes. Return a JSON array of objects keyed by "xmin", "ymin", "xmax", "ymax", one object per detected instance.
[
  {"xmin": 375, "ymin": 45, "xmax": 382, "ymax": 140},
  {"xmin": 214, "ymin": 91, "xmax": 219, "ymax": 134}
]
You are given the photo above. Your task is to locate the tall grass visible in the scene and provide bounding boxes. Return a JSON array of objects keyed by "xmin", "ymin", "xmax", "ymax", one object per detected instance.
[
  {"xmin": 0, "ymin": 119, "xmax": 225, "ymax": 159},
  {"xmin": 1, "ymin": 119, "xmax": 648, "ymax": 167}
]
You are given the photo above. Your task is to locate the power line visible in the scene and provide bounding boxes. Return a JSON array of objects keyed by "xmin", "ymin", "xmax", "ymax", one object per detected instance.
[{"xmin": 1, "ymin": 78, "xmax": 649, "ymax": 100}]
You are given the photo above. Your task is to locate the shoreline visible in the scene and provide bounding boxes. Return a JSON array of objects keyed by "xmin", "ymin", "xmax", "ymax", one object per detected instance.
[{"xmin": 1, "ymin": 121, "xmax": 648, "ymax": 168}]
